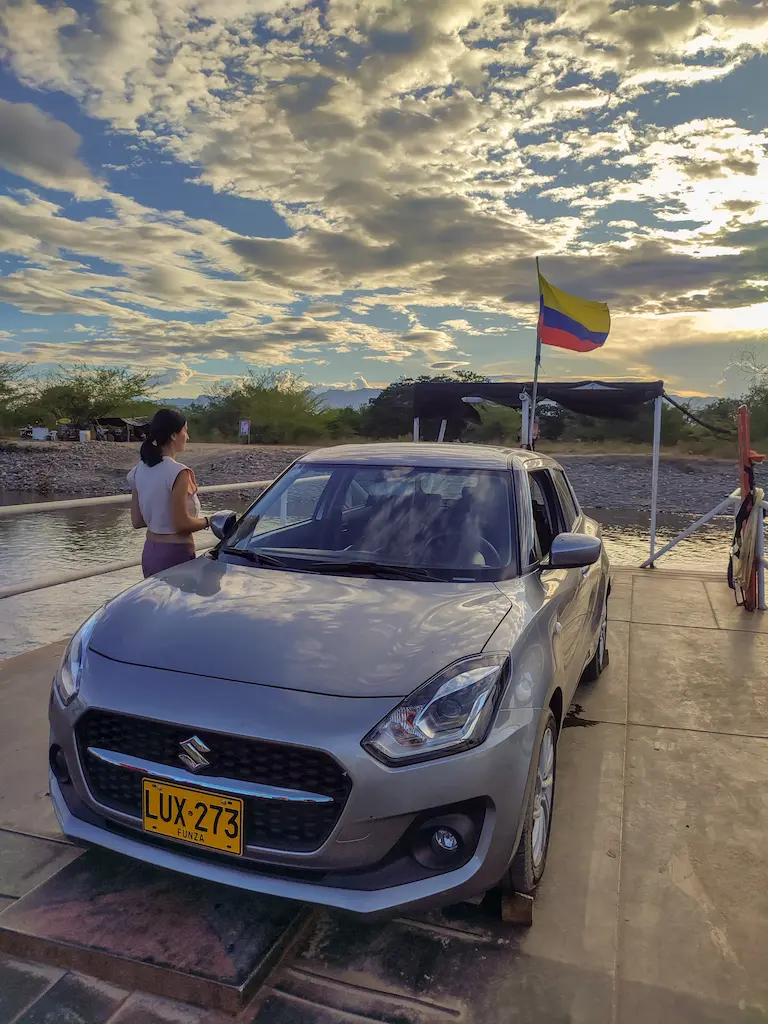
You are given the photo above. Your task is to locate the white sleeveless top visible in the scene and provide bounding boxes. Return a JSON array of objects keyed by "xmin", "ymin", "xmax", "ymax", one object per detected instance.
[{"xmin": 127, "ymin": 457, "xmax": 201, "ymax": 535}]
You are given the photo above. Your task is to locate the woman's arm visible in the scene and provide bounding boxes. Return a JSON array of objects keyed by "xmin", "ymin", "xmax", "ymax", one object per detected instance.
[
  {"xmin": 130, "ymin": 489, "xmax": 146, "ymax": 529},
  {"xmin": 170, "ymin": 470, "xmax": 210, "ymax": 535}
]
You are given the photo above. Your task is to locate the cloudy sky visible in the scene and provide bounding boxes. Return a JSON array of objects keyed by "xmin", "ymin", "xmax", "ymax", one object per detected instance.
[{"xmin": 0, "ymin": 0, "xmax": 766, "ymax": 398}]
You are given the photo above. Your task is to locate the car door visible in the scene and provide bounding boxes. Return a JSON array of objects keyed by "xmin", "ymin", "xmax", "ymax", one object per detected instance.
[
  {"xmin": 554, "ymin": 468, "xmax": 605, "ymax": 662},
  {"xmin": 527, "ymin": 470, "xmax": 585, "ymax": 699}
]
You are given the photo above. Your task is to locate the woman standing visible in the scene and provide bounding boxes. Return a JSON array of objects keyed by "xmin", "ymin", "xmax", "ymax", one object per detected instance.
[{"xmin": 128, "ymin": 408, "xmax": 211, "ymax": 577}]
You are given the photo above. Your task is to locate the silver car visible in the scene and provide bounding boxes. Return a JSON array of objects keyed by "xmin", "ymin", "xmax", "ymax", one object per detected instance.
[{"xmin": 49, "ymin": 443, "xmax": 610, "ymax": 914}]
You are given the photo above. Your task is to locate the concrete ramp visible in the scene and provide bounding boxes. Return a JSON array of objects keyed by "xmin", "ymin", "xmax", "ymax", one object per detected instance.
[{"xmin": 0, "ymin": 849, "xmax": 309, "ymax": 1014}]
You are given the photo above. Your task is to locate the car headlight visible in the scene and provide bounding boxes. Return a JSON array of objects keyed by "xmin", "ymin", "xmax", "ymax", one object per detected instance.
[
  {"xmin": 55, "ymin": 607, "xmax": 104, "ymax": 706},
  {"xmin": 362, "ymin": 654, "xmax": 508, "ymax": 766}
]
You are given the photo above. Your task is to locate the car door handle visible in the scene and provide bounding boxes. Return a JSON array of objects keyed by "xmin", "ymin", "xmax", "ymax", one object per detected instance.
[{"xmin": 580, "ymin": 566, "xmax": 590, "ymax": 577}]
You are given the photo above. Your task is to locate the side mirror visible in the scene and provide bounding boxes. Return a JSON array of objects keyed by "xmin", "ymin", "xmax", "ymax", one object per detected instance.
[
  {"xmin": 549, "ymin": 533, "xmax": 602, "ymax": 570},
  {"xmin": 210, "ymin": 509, "xmax": 238, "ymax": 541}
]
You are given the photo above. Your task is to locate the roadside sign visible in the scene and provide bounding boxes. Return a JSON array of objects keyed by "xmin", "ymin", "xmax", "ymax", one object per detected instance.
[{"xmin": 239, "ymin": 419, "xmax": 251, "ymax": 443}]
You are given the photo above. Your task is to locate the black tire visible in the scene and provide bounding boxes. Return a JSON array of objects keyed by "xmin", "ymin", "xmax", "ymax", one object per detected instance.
[
  {"xmin": 582, "ymin": 600, "xmax": 609, "ymax": 682},
  {"xmin": 506, "ymin": 709, "xmax": 557, "ymax": 894}
]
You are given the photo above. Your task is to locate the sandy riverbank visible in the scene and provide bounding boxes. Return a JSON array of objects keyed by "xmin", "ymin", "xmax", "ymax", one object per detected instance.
[{"xmin": 0, "ymin": 440, "xmax": 760, "ymax": 513}]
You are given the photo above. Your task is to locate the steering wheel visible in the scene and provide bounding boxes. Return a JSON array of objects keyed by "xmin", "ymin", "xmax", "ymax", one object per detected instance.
[{"xmin": 421, "ymin": 534, "xmax": 501, "ymax": 568}]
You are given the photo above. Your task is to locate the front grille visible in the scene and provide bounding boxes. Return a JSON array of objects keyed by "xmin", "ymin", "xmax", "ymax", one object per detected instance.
[{"xmin": 76, "ymin": 709, "xmax": 350, "ymax": 852}]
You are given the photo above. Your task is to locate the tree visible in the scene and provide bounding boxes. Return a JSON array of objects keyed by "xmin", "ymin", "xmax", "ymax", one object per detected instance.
[
  {"xmin": 324, "ymin": 405, "xmax": 363, "ymax": 439},
  {"xmin": 188, "ymin": 369, "xmax": 327, "ymax": 443},
  {"xmin": 537, "ymin": 402, "xmax": 566, "ymax": 441},
  {"xmin": 359, "ymin": 371, "xmax": 490, "ymax": 440},
  {"xmin": 29, "ymin": 364, "xmax": 156, "ymax": 426},
  {"xmin": 358, "ymin": 377, "xmax": 421, "ymax": 439},
  {"xmin": 463, "ymin": 403, "xmax": 521, "ymax": 444},
  {"xmin": 741, "ymin": 350, "xmax": 768, "ymax": 441},
  {"xmin": 0, "ymin": 360, "xmax": 30, "ymax": 423}
]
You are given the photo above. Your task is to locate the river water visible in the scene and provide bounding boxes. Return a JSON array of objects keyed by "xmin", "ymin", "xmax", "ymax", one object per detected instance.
[{"xmin": 0, "ymin": 494, "xmax": 733, "ymax": 660}]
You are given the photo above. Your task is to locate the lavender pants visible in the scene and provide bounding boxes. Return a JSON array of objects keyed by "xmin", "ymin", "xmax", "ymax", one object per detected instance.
[{"xmin": 141, "ymin": 537, "xmax": 196, "ymax": 578}]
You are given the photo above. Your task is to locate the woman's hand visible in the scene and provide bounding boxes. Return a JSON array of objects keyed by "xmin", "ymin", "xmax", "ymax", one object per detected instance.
[{"xmin": 171, "ymin": 470, "xmax": 210, "ymax": 535}]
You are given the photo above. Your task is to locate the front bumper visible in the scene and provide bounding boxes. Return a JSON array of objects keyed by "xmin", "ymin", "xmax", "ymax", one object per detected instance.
[{"xmin": 49, "ymin": 651, "xmax": 538, "ymax": 914}]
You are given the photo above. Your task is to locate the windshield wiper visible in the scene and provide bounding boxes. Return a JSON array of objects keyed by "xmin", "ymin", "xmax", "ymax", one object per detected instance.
[
  {"xmin": 301, "ymin": 560, "xmax": 442, "ymax": 582},
  {"xmin": 220, "ymin": 547, "xmax": 290, "ymax": 569},
  {"xmin": 221, "ymin": 549, "xmax": 442, "ymax": 581}
]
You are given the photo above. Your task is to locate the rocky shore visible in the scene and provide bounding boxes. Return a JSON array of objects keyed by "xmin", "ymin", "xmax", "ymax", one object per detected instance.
[
  {"xmin": 0, "ymin": 441, "xmax": 307, "ymax": 501},
  {"xmin": 0, "ymin": 440, "xmax": 761, "ymax": 514}
]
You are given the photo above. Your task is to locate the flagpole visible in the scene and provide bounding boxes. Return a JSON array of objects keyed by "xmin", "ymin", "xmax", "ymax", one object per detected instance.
[{"xmin": 529, "ymin": 256, "xmax": 542, "ymax": 449}]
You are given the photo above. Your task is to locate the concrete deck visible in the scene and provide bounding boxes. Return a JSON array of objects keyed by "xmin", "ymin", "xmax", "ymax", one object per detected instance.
[{"xmin": 0, "ymin": 568, "xmax": 766, "ymax": 1022}]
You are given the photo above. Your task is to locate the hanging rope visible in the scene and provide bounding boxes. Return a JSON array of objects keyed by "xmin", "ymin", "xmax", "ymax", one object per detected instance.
[{"xmin": 662, "ymin": 392, "xmax": 736, "ymax": 438}]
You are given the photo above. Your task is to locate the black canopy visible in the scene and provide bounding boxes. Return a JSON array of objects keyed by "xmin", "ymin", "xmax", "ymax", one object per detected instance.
[{"xmin": 413, "ymin": 380, "xmax": 664, "ymax": 424}]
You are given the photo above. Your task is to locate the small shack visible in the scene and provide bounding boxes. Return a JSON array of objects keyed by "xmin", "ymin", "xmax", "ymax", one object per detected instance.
[{"xmin": 93, "ymin": 417, "xmax": 151, "ymax": 442}]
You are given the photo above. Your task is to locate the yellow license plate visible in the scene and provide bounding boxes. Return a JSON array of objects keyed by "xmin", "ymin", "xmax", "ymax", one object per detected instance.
[{"xmin": 142, "ymin": 779, "xmax": 243, "ymax": 856}]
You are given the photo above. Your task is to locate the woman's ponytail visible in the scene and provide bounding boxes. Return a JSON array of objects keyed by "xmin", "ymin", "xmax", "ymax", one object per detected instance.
[
  {"xmin": 139, "ymin": 436, "xmax": 161, "ymax": 466},
  {"xmin": 140, "ymin": 408, "xmax": 187, "ymax": 467}
]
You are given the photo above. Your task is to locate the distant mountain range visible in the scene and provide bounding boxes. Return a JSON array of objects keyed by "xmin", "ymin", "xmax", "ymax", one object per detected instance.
[
  {"xmin": 312, "ymin": 386, "xmax": 382, "ymax": 409},
  {"xmin": 162, "ymin": 389, "xmax": 381, "ymax": 410},
  {"xmin": 668, "ymin": 394, "xmax": 718, "ymax": 410},
  {"xmin": 162, "ymin": 395, "xmax": 214, "ymax": 409}
]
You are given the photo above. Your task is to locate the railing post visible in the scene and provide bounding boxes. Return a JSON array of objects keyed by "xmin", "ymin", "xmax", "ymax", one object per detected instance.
[
  {"xmin": 413, "ymin": 417, "xmax": 420, "ymax": 442},
  {"xmin": 649, "ymin": 395, "xmax": 662, "ymax": 566}
]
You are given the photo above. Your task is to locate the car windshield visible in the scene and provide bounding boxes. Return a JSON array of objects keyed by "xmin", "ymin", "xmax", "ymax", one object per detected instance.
[{"xmin": 223, "ymin": 462, "xmax": 517, "ymax": 581}]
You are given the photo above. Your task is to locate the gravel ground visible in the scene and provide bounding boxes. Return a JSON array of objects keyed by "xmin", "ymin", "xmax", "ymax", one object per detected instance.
[
  {"xmin": 0, "ymin": 440, "xmax": 762, "ymax": 513},
  {"xmin": 557, "ymin": 455, "xmax": 762, "ymax": 513},
  {"xmin": 0, "ymin": 441, "xmax": 307, "ymax": 499}
]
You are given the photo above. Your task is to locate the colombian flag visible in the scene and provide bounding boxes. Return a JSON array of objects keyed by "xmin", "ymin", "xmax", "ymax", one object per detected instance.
[{"xmin": 538, "ymin": 272, "xmax": 610, "ymax": 353}]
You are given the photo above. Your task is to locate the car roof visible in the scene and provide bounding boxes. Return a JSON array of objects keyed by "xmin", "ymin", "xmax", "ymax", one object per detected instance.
[{"xmin": 299, "ymin": 442, "xmax": 563, "ymax": 472}]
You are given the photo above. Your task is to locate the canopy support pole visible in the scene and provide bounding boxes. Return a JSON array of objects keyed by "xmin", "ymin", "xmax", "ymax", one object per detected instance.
[
  {"xmin": 437, "ymin": 418, "xmax": 447, "ymax": 443},
  {"xmin": 520, "ymin": 392, "xmax": 531, "ymax": 450},
  {"xmin": 648, "ymin": 395, "xmax": 663, "ymax": 566},
  {"xmin": 529, "ymin": 257, "xmax": 542, "ymax": 448},
  {"xmin": 413, "ymin": 416, "xmax": 420, "ymax": 442},
  {"xmin": 529, "ymin": 344, "xmax": 541, "ymax": 448}
]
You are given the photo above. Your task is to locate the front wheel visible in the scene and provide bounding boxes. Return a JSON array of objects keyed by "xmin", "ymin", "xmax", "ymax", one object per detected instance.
[
  {"xmin": 506, "ymin": 709, "xmax": 557, "ymax": 894},
  {"xmin": 583, "ymin": 601, "xmax": 609, "ymax": 682}
]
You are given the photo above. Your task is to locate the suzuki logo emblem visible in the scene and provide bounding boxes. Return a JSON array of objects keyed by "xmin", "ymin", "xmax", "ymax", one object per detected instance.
[{"xmin": 179, "ymin": 735, "xmax": 211, "ymax": 772}]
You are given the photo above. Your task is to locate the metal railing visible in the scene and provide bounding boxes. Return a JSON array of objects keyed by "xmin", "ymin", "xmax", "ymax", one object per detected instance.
[
  {"xmin": 0, "ymin": 480, "xmax": 270, "ymax": 518},
  {"xmin": 0, "ymin": 480, "xmax": 270, "ymax": 600},
  {"xmin": 1, "ymin": 476, "xmax": 765, "ymax": 610},
  {"xmin": 641, "ymin": 487, "xmax": 766, "ymax": 611}
]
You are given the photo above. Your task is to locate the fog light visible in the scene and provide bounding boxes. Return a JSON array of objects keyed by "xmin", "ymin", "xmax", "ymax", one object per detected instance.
[
  {"xmin": 49, "ymin": 745, "xmax": 70, "ymax": 784},
  {"xmin": 410, "ymin": 812, "xmax": 478, "ymax": 871},
  {"xmin": 432, "ymin": 828, "xmax": 460, "ymax": 854}
]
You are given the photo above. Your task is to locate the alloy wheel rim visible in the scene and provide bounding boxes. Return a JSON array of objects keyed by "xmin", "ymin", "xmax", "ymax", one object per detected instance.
[
  {"xmin": 598, "ymin": 616, "xmax": 607, "ymax": 665},
  {"xmin": 531, "ymin": 726, "xmax": 555, "ymax": 870}
]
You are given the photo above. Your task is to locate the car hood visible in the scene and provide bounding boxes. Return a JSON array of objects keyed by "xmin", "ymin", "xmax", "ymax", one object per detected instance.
[{"xmin": 89, "ymin": 557, "xmax": 512, "ymax": 698}]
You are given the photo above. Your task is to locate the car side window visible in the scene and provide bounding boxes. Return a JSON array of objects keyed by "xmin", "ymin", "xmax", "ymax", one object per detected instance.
[
  {"xmin": 342, "ymin": 478, "xmax": 369, "ymax": 511},
  {"xmin": 528, "ymin": 471, "xmax": 565, "ymax": 562},
  {"xmin": 248, "ymin": 472, "xmax": 333, "ymax": 537},
  {"xmin": 553, "ymin": 471, "xmax": 579, "ymax": 530}
]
